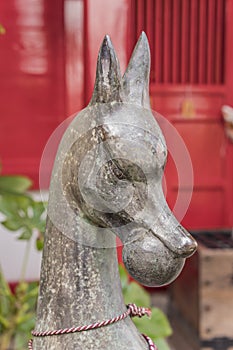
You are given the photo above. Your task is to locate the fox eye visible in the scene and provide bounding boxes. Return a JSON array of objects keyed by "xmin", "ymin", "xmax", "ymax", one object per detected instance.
[{"xmin": 108, "ymin": 160, "xmax": 127, "ymax": 181}]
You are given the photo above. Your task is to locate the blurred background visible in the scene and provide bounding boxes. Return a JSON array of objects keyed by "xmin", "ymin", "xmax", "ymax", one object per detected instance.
[{"xmin": 0, "ymin": 1, "xmax": 232, "ymax": 350}]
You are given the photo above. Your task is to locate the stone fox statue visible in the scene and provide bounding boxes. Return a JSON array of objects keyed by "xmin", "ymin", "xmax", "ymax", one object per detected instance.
[{"xmin": 33, "ymin": 32, "xmax": 197, "ymax": 349}]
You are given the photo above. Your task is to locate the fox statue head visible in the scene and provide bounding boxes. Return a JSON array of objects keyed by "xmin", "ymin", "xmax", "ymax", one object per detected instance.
[{"xmin": 48, "ymin": 32, "xmax": 197, "ymax": 287}]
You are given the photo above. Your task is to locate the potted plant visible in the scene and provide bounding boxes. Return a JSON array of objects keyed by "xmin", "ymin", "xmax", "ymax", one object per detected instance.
[{"xmin": 0, "ymin": 166, "xmax": 45, "ymax": 350}]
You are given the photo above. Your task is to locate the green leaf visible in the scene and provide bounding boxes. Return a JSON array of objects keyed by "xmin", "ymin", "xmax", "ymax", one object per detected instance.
[
  {"xmin": 16, "ymin": 314, "xmax": 35, "ymax": 332},
  {"xmin": 0, "ymin": 274, "xmax": 38, "ymax": 348},
  {"xmin": 0, "ymin": 191, "xmax": 46, "ymax": 242},
  {"xmin": 153, "ymin": 337, "xmax": 171, "ymax": 350},
  {"xmin": 0, "ymin": 267, "xmax": 14, "ymax": 318},
  {"xmin": 0, "ymin": 314, "xmax": 10, "ymax": 329},
  {"xmin": 19, "ymin": 282, "xmax": 38, "ymax": 306},
  {"xmin": 119, "ymin": 264, "xmax": 128, "ymax": 291},
  {"xmin": 30, "ymin": 201, "xmax": 46, "ymax": 232},
  {"xmin": 0, "ymin": 176, "xmax": 32, "ymax": 193},
  {"xmin": 123, "ymin": 281, "xmax": 151, "ymax": 308},
  {"xmin": 15, "ymin": 308, "xmax": 34, "ymax": 327},
  {"xmin": 32, "ymin": 201, "xmax": 46, "ymax": 220},
  {"xmin": 14, "ymin": 329, "xmax": 33, "ymax": 349},
  {"xmin": 36, "ymin": 237, "xmax": 44, "ymax": 251},
  {"xmin": 18, "ymin": 229, "xmax": 32, "ymax": 240},
  {"xmin": 0, "ymin": 193, "xmax": 32, "ymax": 217},
  {"xmin": 1, "ymin": 219, "xmax": 22, "ymax": 231},
  {"xmin": 133, "ymin": 307, "xmax": 172, "ymax": 339}
]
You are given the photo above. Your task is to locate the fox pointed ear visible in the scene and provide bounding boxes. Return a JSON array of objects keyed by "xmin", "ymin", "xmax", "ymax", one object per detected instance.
[
  {"xmin": 89, "ymin": 35, "xmax": 124, "ymax": 105},
  {"xmin": 123, "ymin": 32, "xmax": 151, "ymax": 108}
]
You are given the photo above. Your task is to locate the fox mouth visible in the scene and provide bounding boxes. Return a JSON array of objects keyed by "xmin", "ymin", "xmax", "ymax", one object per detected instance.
[
  {"xmin": 122, "ymin": 232, "xmax": 194, "ymax": 287},
  {"xmin": 121, "ymin": 223, "xmax": 197, "ymax": 287}
]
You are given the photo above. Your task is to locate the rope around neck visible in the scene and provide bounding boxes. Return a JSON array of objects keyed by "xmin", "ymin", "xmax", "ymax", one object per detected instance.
[{"xmin": 28, "ymin": 303, "xmax": 158, "ymax": 349}]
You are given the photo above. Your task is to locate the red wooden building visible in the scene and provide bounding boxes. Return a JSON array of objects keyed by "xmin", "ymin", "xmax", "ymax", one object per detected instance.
[{"xmin": 0, "ymin": 0, "xmax": 232, "ymax": 231}]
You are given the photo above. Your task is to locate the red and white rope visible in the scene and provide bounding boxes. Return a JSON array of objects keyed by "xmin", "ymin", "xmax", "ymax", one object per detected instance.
[
  {"xmin": 142, "ymin": 334, "xmax": 158, "ymax": 350},
  {"xmin": 28, "ymin": 303, "xmax": 158, "ymax": 350}
]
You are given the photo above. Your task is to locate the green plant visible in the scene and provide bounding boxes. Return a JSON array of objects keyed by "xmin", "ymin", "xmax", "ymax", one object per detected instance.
[
  {"xmin": 119, "ymin": 265, "xmax": 172, "ymax": 350},
  {"xmin": 0, "ymin": 167, "xmax": 46, "ymax": 349},
  {"xmin": 0, "ymin": 273, "xmax": 38, "ymax": 349},
  {"xmin": 0, "ymin": 172, "xmax": 45, "ymax": 254},
  {"xmin": 0, "ymin": 168, "xmax": 172, "ymax": 350}
]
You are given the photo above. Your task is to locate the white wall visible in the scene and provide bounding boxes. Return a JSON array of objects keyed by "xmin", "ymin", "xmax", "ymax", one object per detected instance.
[
  {"xmin": 0, "ymin": 191, "xmax": 46, "ymax": 282},
  {"xmin": 0, "ymin": 226, "xmax": 42, "ymax": 282}
]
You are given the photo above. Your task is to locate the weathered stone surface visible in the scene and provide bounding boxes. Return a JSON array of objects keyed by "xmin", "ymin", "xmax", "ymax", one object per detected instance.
[{"xmin": 34, "ymin": 32, "xmax": 197, "ymax": 349}]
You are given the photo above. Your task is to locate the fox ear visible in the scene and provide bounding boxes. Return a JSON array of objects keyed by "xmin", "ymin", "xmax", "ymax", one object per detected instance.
[
  {"xmin": 123, "ymin": 32, "xmax": 151, "ymax": 108},
  {"xmin": 89, "ymin": 35, "xmax": 124, "ymax": 105}
]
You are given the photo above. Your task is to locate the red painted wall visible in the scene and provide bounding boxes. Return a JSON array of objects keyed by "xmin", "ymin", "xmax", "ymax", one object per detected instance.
[{"xmin": 0, "ymin": 0, "xmax": 66, "ymax": 186}]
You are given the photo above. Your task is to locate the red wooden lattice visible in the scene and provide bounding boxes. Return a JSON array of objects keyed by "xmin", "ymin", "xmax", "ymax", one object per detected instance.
[
  {"xmin": 127, "ymin": 0, "xmax": 232, "ymax": 229},
  {"xmin": 128, "ymin": 0, "xmax": 226, "ymax": 85}
]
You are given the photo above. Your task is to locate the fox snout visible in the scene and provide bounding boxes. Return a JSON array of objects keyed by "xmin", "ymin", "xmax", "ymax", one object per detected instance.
[
  {"xmin": 148, "ymin": 206, "xmax": 197, "ymax": 259},
  {"xmin": 122, "ymin": 206, "xmax": 197, "ymax": 287}
]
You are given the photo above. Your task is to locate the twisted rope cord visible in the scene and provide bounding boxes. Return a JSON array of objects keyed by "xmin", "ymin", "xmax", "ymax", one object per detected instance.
[{"xmin": 28, "ymin": 303, "xmax": 158, "ymax": 350}]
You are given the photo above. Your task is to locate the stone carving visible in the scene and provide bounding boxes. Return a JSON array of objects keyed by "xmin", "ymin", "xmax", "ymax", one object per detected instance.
[{"xmin": 33, "ymin": 32, "xmax": 197, "ymax": 349}]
